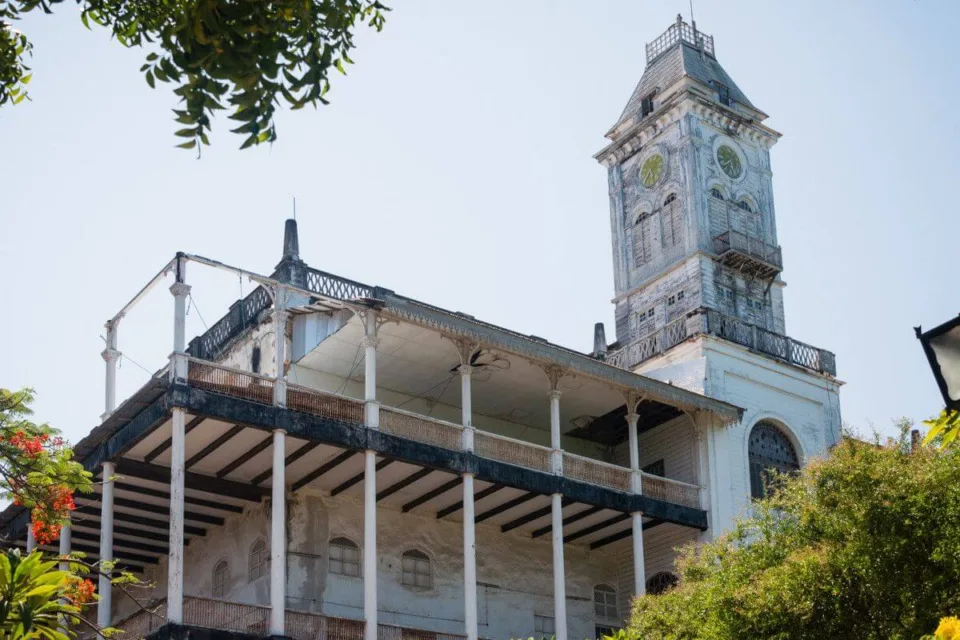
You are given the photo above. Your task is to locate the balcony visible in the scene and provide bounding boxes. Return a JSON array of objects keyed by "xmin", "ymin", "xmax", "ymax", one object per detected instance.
[
  {"xmin": 607, "ymin": 310, "xmax": 837, "ymax": 377},
  {"xmin": 713, "ymin": 231, "xmax": 783, "ymax": 279},
  {"xmin": 97, "ymin": 596, "xmax": 470, "ymax": 640}
]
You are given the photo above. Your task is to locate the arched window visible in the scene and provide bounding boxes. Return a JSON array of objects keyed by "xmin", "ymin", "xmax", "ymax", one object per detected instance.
[
  {"xmin": 633, "ymin": 212, "xmax": 653, "ymax": 267},
  {"xmin": 736, "ymin": 199, "xmax": 752, "ymax": 212},
  {"xmin": 663, "ymin": 193, "xmax": 677, "ymax": 206},
  {"xmin": 748, "ymin": 422, "xmax": 800, "ymax": 499},
  {"xmin": 329, "ymin": 537, "xmax": 360, "ymax": 577},
  {"xmin": 213, "ymin": 560, "xmax": 229, "ymax": 597},
  {"xmin": 401, "ymin": 549, "xmax": 432, "ymax": 588},
  {"xmin": 248, "ymin": 538, "xmax": 268, "ymax": 582},
  {"xmin": 710, "ymin": 187, "xmax": 725, "ymax": 200},
  {"xmin": 593, "ymin": 584, "xmax": 618, "ymax": 619},
  {"xmin": 661, "ymin": 195, "xmax": 683, "ymax": 248},
  {"xmin": 645, "ymin": 572, "xmax": 678, "ymax": 595}
]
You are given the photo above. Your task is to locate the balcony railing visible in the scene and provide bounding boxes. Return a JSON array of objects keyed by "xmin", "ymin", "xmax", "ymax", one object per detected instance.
[
  {"xmin": 182, "ymin": 359, "xmax": 702, "ymax": 509},
  {"xmin": 606, "ymin": 310, "xmax": 837, "ymax": 377},
  {"xmin": 101, "ymin": 596, "xmax": 468, "ymax": 640},
  {"xmin": 713, "ymin": 231, "xmax": 783, "ymax": 278},
  {"xmin": 641, "ymin": 472, "xmax": 700, "ymax": 508}
]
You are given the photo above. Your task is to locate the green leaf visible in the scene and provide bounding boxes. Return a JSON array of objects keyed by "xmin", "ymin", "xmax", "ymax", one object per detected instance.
[
  {"xmin": 174, "ymin": 128, "xmax": 196, "ymax": 138},
  {"xmin": 334, "ymin": 59, "xmax": 346, "ymax": 75},
  {"xmin": 145, "ymin": 70, "xmax": 155, "ymax": 89},
  {"xmin": 176, "ymin": 139, "xmax": 198, "ymax": 149}
]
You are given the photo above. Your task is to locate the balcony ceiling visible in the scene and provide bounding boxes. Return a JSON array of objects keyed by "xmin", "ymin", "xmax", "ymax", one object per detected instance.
[{"xmin": 296, "ymin": 314, "xmax": 630, "ymax": 438}]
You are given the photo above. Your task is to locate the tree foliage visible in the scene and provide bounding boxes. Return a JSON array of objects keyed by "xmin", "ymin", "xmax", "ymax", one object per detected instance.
[
  {"xmin": 628, "ymin": 435, "xmax": 960, "ymax": 640},
  {"xmin": 0, "ymin": 389, "xmax": 91, "ymax": 546},
  {"xmin": 925, "ymin": 408, "xmax": 960, "ymax": 450},
  {"xmin": 0, "ymin": 0, "xmax": 389, "ymax": 150}
]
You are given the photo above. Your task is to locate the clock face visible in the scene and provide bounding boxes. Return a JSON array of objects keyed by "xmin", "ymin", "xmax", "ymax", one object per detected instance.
[
  {"xmin": 717, "ymin": 145, "xmax": 742, "ymax": 179},
  {"xmin": 640, "ymin": 154, "xmax": 664, "ymax": 188}
]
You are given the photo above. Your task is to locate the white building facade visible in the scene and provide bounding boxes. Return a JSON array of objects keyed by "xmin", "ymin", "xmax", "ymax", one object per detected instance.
[{"xmin": 2, "ymin": 16, "xmax": 839, "ymax": 640}]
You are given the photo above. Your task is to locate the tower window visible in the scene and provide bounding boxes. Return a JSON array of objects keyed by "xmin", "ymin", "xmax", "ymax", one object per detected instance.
[
  {"xmin": 661, "ymin": 195, "xmax": 682, "ymax": 248},
  {"xmin": 248, "ymin": 538, "xmax": 268, "ymax": 582},
  {"xmin": 710, "ymin": 187, "xmax": 725, "ymax": 200},
  {"xmin": 663, "ymin": 193, "xmax": 677, "ymax": 206},
  {"xmin": 737, "ymin": 200, "xmax": 752, "ymax": 212},
  {"xmin": 641, "ymin": 92, "xmax": 656, "ymax": 118},
  {"xmin": 401, "ymin": 549, "xmax": 432, "ymax": 588},
  {"xmin": 593, "ymin": 584, "xmax": 619, "ymax": 619},
  {"xmin": 634, "ymin": 213, "xmax": 653, "ymax": 267},
  {"xmin": 716, "ymin": 83, "xmax": 731, "ymax": 106},
  {"xmin": 329, "ymin": 537, "xmax": 360, "ymax": 577}
]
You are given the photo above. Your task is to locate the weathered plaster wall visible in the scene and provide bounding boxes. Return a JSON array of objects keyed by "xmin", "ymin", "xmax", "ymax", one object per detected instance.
[{"xmin": 115, "ymin": 490, "xmax": 628, "ymax": 640}]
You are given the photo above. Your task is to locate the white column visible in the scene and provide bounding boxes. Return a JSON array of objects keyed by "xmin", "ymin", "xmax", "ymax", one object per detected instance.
[
  {"xmin": 25, "ymin": 526, "xmax": 35, "ymax": 553},
  {"xmin": 102, "ymin": 320, "xmax": 119, "ymax": 420},
  {"xmin": 459, "ymin": 358, "xmax": 478, "ymax": 640},
  {"xmin": 362, "ymin": 310, "xmax": 380, "ymax": 429},
  {"xmin": 270, "ymin": 429, "xmax": 286, "ymax": 635},
  {"xmin": 551, "ymin": 493, "xmax": 568, "ymax": 640},
  {"xmin": 98, "ymin": 461, "xmax": 116, "ymax": 629},
  {"xmin": 170, "ymin": 274, "xmax": 191, "ymax": 382},
  {"xmin": 273, "ymin": 294, "xmax": 288, "ymax": 407},
  {"xmin": 58, "ymin": 522, "xmax": 71, "ymax": 571},
  {"xmin": 167, "ymin": 409, "xmax": 186, "ymax": 624},
  {"xmin": 363, "ymin": 449, "xmax": 377, "ymax": 640},
  {"xmin": 548, "ymin": 389, "xmax": 563, "ymax": 474},
  {"xmin": 463, "ymin": 474, "xmax": 478, "ymax": 640},
  {"xmin": 632, "ymin": 513, "xmax": 646, "ymax": 596}
]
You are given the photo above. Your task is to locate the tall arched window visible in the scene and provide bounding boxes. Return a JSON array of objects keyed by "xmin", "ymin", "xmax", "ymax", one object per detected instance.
[
  {"xmin": 710, "ymin": 187, "xmax": 725, "ymax": 200},
  {"xmin": 329, "ymin": 537, "xmax": 360, "ymax": 577},
  {"xmin": 748, "ymin": 422, "xmax": 800, "ymax": 499},
  {"xmin": 249, "ymin": 538, "xmax": 268, "ymax": 582},
  {"xmin": 593, "ymin": 584, "xmax": 618, "ymax": 619},
  {"xmin": 401, "ymin": 549, "xmax": 432, "ymax": 588},
  {"xmin": 633, "ymin": 212, "xmax": 653, "ymax": 267},
  {"xmin": 213, "ymin": 560, "xmax": 229, "ymax": 597},
  {"xmin": 645, "ymin": 572, "xmax": 678, "ymax": 595},
  {"xmin": 661, "ymin": 194, "xmax": 682, "ymax": 248}
]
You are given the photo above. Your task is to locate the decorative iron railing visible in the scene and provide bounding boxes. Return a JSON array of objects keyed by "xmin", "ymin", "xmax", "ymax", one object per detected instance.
[
  {"xmin": 379, "ymin": 407, "xmax": 463, "ymax": 451},
  {"xmin": 645, "ymin": 19, "xmax": 715, "ymax": 64},
  {"xmin": 187, "ymin": 358, "xmax": 276, "ymax": 405},
  {"xmin": 563, "ymin": 453, "xmax": 632, "ymax": 493},
  {"xmin": 606, "ymin": 310, "xmax": 836, "ymax": 377},
  {"xmin": 101, "ymin": 596, "xmax": 468, "ymax": 640},
  {"xmin": 473, "ymin": 431, "xmax": 553, "ymax": 474},
  {"xmin": 713, "ymin": 231, "xmax": 783, "ymax": 271},
  {"xmin": 305, "ymin": 267, "xmax": 374, "ymax": 301},
  {"xmin": 188, "ymin": 286, "xmax": 272, "ymax": 361}
]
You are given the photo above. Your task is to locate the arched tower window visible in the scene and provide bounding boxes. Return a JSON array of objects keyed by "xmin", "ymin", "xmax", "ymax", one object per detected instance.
[
  {"xmin": 329, "ymin": 537, "xmax": 360, "ymax": 577},
  {"xmin": 736, "ymin": 199, "xmax": 752, "ymax": 212},
  {"xmin": 593, "ymin": 584, "xmax": 618, "ymax": 619},
  {"xmin": 661, "ymin": 194, "xmax": 682, "ymax": 248},
  {"xmin": 663, "ymin": 193, "xmax": 677, "ymax": 205},
  {"xmin": 213, "ymin": 560, "xmax": 229, "ymax": 597},
  {"xmin": 248, "ymin": 538, "xmax": 268, "ymax": 582},
  {"xmin": 710, "ymin": 187, "xmax": 725, "ymax": 200},
  {"xmin": 748, "ymin": 422, "xmax": 800, "ymax": 499},
  {"xmin": 401, "ymin": 549, "xmax": 432, "ymax": 588},
  {"xmin": 646, "ymin": 572, "xmax": 678, "ymax": 595},
  {"xmin": 633, "ymin": 212, "xmax": 653, "ymax": 267}
]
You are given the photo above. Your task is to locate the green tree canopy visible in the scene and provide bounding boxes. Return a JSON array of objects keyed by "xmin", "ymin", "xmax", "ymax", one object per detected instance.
[
  {"xmin": 629, "ymin": 434, "xmax": 960, "ymax": 640},
  {"xmin": 0, "ymin": 0, "xmax": 389, "ymax": 150}
]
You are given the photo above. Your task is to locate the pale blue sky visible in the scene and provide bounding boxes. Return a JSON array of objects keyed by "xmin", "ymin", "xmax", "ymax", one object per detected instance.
[{"xmin": 2, "ymin": 1, "xmax": 959, "ymax": 446}]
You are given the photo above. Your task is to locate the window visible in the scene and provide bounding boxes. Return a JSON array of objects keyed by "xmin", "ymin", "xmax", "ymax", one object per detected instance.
[
  {"xmin": 749, "ymin": 422, "xmax": 800, "ymax": 499},
  {"xmin": 661, "ymin": 195, "xmax": 682, "ymax": 248},
  {"xmin": 248, "ymin": 538, "xmax": 268, "ymax": 582},
  {"xmin": 594, "ymin": 584, "xmax": 618, "ymax": 619},
  {"xmin": 642, "ymin": 459, "xmax": 665, "ymax": 477},
  {"xmin": 596, "ymin": 626, "xmax": 618, "ymax": 639},
  {"xmin": 716, "ymin": 83, "xmax": 731, "ymax": 106},
  {"xmin": 710, "ymin": 187, "xmax": 725, "ymax": 200},
  {"xmin": 677, "ymin": 290, "xmax": 685, "ymax": 302},
  {"xmin": 213, "ymin": 560, "xmax": 229, "ymax": 597},
  {"xmin": 663, "ymin": 193, "xmax": 677, "ymax": 205},
  {"xmin": 667, "ymin": 291, "xmax": 683, "ymax": 306},
  {"xmin": 534, "ymin": 615, "xmax": 555, "ymax": 637},
  {"xmin": 401, "ymin": 549, "xmax": 432, "ymax": 588},
  {"xmin": 633, "ymin": 213, "xmax": 653, "ymax": 267},
  {"xmin": 646, "ymin": 572, "xmax": 678, "ymax": 595},
  {"xmin": 746, "ymin": 298, "xmax": 764, "ymax": 312},
  {"xmin": 329, "ymin": 537, "xmax": 360, "ymax": 577},
  {"xmin": 641, "ymin": 92, "xmax": 655, "ymax": 118},
  {"xmin": 736, "ymin": 200, "xmax": 752, "ymax": 212},
  {"xmin": 251, "ymin": 345, "xmax": 261, "ymax": 373},
  {"xmin": 717, "ymin": 286, "xmax": 735, "ymax": 305}
]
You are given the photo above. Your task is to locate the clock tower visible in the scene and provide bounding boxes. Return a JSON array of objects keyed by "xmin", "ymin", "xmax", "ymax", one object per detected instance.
[{"xmin": 595, "ymin": 16, "xmax": 842, "ymax": 535}]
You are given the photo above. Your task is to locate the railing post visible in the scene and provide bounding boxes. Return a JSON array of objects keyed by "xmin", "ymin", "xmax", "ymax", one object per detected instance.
[
  {"xmin": 102, "ymin": 319, "xmax": 120, "ymax": 420},
  {"xmin": 99, "ymin": 461, "xmax": 116, "ymax": 628}
]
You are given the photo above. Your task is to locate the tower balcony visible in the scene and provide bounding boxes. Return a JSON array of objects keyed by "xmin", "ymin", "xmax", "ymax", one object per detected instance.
[{"xmin": 712, "ymin": 231, "xmax": 783, "ymax": 279}]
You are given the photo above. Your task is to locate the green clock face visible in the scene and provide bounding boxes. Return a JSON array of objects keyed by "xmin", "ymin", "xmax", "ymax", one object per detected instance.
[
  {"xmin": 717, "ymin": 145, "xmax": 742, "ymax": 179},
  {"xmin": 640, "ymin": 154, "xmax": 664, "ymax": 188}
]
